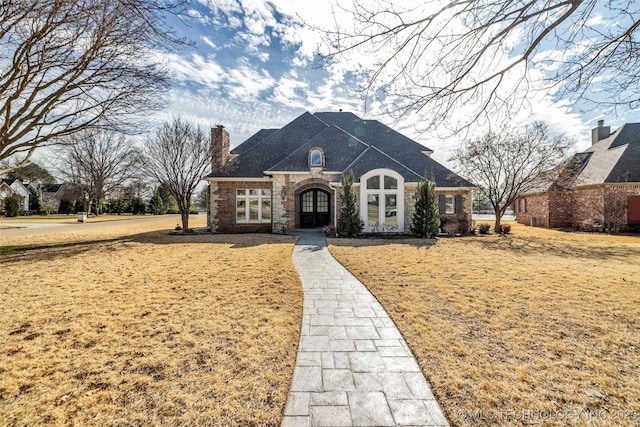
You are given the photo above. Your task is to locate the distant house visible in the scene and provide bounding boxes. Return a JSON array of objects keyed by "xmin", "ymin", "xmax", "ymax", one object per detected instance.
[
  {"xmin": 517, "ymin": 121, "xmax": 640, "ymax": 229},
  {"xmin": 39, "ymin": 183, "xmax": 68, "ymax": 212},
  {"xmin": 206, "ymin": 111, "xmax": 475, "ymax": 234},
  {"xmin": 0, "ymin": 178, "xmax": 30, "ymax": 211}
]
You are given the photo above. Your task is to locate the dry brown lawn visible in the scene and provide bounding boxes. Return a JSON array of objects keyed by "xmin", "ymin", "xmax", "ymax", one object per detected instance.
[
  {"xmin": 329, "ymin": 224, "xmax": 640, "ymax": 426},
  {"xmin": 0, "ymin": 217, "xmax": 302, "ymax": 426}
]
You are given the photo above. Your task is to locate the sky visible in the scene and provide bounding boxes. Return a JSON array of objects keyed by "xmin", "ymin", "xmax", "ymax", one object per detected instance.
[{"xmin": 149, "ymin": 0, "xmax": 639, "ymax": 167}]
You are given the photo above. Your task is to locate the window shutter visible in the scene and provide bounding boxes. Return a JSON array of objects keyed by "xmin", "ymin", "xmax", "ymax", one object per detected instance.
[
  {"xmin": 455, "ymin": 195, "xmax": 463, "ymax": 214},
  {"xmin": 438, "ymin": 194, "xmax": 446, "ymax": 214}
]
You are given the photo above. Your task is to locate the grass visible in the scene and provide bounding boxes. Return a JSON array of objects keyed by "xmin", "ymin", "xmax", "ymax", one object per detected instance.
[
  {"xmin": 329, "ymin": 224, "xmax": 640, "ymax": 426},
  {"xmin": 0, "ymin": 217, "xmax": 302, "ymax": 426},
  {"xmin": 0, "ymin": 213, "xmax": 161, "ymax": 224},
  {"xmin": 0, "ymin": 244, "xmax": 47, "ymax": 256}
]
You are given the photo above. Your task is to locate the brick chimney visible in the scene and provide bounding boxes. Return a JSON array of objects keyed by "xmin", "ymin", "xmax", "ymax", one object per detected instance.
[
  {"xmin": 211, "ymin": 125, "xmax": 230, "ymax": 172},
  {"xmin": 591, "ymin": 120, "xmax": 610, "ymax": 145}
]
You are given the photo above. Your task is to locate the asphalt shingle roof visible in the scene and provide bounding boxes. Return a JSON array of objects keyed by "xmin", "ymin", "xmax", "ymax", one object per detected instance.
[
  {"xmin": 209, "ymin": 111, "xmax": 473, "ymax": 187},
  {"xmin": 603, "ymin": 123, "xmax": 640, "ymax": 183},
  {"xmin": 571, "ymin": 123, "xmax": 640, "ymax": 186}
]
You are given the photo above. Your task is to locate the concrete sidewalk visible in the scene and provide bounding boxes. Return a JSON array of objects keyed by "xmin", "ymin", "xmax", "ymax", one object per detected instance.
[{"xmin": 282, "ymin": 232, "xmax": 449, "ymax": 427}]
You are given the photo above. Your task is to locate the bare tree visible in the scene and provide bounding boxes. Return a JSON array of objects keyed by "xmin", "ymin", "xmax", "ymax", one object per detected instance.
[
  {"xmin": 57, "ymin": 129, "xmax": 142, "ymax": 215},
  {"xmin": 319, "ymin": 1, "xmax": 640, "ymax": 131},
  {"xmin": 140, "ymin": 118, "xmax": 212, "ymax": 232},
  {"xmin": 602, "ymin": 191, "xmax": 627, "ymax": 234},
  {"xmin": 0, "ymin": 0, "xmax": 187, "ymax": 175},
  {"xmin": 451, "ymin": 122, "xmax": 572, "ymax": 231}
]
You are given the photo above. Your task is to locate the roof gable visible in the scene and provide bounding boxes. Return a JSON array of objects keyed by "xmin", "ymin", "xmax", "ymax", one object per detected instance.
[
  {"xmin": 217, "ymin": 112, "xmax": 329, "ymax": 177},
  {"xmin": 267, "ymin": 125, "xmax": 368, "ymax": 172},
  {"xmin": 41, "ymin": 183, "xmax": 64, "ymax": 194},
  {"xmin": 345, "ymin": 147, "xmax": 423, "ymax": 182}
]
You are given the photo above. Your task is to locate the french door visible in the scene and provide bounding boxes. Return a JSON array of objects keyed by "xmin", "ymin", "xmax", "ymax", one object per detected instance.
[{"xmin": 300, "ymin": 189, "xmax": 330, "ymax": 228}]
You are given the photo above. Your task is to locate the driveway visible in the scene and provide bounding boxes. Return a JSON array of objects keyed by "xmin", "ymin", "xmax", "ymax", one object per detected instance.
[{"xmin": 0, "ymin": 215, "xmax": 185, "ymax": 239}]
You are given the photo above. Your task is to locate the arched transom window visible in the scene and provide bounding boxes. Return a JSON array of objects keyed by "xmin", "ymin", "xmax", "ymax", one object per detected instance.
[{"xmin": 359, "ymin": 169, "xmax": 404, "ymax": 232}]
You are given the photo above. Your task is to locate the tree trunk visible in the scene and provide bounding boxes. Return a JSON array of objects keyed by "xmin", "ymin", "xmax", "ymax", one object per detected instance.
[
  {"xmin": 178, "ymin": 197, "xmax": 190, "ymax": 231},
  {"xmin": 493, "ymin": 206, "xmax": 502, "ymax": 232},
  {"xmin": 181, "ymin": 211, "xmax": 189, "ymax": 232}
]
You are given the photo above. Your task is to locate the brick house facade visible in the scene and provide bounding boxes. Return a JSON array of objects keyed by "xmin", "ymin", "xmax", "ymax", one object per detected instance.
[
  {"xmin": 206, "ymin": 112, "xmax": 475, "ymax": 234},
  {"xmin": 517, "ymin": 121, "xmax": 640, "ymax": 229}
]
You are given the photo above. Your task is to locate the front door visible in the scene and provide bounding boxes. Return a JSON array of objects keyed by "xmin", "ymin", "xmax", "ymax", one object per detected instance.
[{"xmin": 300, "ymin": 189, "xmax": 330, "ymax": 228}]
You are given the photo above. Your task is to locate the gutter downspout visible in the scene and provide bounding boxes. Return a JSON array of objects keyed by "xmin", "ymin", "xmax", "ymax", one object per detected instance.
[{"xmin": 331, "ymin": 183, "xmax": 338, "ymax": 232}]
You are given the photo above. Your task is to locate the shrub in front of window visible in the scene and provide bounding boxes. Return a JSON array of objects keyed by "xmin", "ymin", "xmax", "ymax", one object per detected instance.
[
  {"xmin": 411, "ymin": 172, "xmax": 440, "ymax": 238},
  {"xmin": 337, "ymin": 170, "xmax": 363, "ymax": 237},
  {"xmin": 3, "ymin": 195, "xmax": 20, "ymax": 217}
]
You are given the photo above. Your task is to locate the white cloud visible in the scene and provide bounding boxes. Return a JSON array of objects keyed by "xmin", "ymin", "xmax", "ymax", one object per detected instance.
[
  {"xmin": 164, "ymin": 53, "xmax": 225, "ymax": 88},
  {"xmin": 201, "ymin": 36, "xmax": 217, "ymax": 49},
  {"xmin": 224, "ymin": 61, "xmax": 276, "ymax": 100}
]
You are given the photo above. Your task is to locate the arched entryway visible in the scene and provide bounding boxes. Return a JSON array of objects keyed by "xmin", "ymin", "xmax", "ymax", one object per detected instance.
[{"xmin": 299, "ymin": 188, "xmax": 331, "ymax": 228}]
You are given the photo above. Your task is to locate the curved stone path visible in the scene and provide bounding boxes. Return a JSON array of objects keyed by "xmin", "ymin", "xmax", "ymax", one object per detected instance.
[{"xmin": 282, "ymin": 232, "xmax": 449, "ymax": 427}]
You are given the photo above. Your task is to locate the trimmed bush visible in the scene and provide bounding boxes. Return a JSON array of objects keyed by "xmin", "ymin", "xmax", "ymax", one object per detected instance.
[
  {"xmin": 411, "ymin": 172, "xmax": 440, "ymax": 238},
  {"xmin": 500, "ymin": 224, "xmax": 511, "ymax": 234},
  {"xmin": 478, "ymin": 223, "xmax": 491, "ymax": 234},
  {"xmin": 337, "ymin": 170, "xmax": 363, "ymax": 237}
]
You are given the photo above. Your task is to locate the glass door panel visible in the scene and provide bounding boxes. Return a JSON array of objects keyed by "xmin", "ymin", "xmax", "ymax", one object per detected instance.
[
  {"xmin": 384, "ymin": 194, "xmax": 397, "ymax": 227},
  {"xmin": 367, "ymin": 194, "xmax": 379, "ymax": 227}
]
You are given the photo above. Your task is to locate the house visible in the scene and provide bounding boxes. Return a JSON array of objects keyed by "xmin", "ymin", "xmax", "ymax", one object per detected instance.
[
  {"xmin": 39, "ymin": 183, "xmax": 67, "ymax": 212},
  {"xmin": 205, "ymin": 111, "xmax": 475, "ymax": 234},
  {"xmin": 517, "ymin": 121, "xmax": 640, "ymax": 229},
  {"xmin": 0, "ymin": 178, "xmax": 30, "ymax": 211}
]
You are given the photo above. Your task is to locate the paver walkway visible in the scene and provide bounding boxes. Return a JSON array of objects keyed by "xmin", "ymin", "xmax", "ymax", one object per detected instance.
[{"xmin": 282, "ymin": 232, "xmax": 449, "ymax": 427}]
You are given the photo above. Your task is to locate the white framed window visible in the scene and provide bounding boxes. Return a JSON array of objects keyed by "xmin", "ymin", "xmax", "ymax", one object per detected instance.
[
  {"xmin": 309, "ymin": 148, "xmax": 324, "ymax": 167},
  {"xmin": 444, "ymin": 195, "xmax": 455, "ymax": 214},
  {"xmin": 519, "ymin": 198, "xmax": 526, "ymax": 213},
  {"xmin": 236, "ymin": 189, "xmax": 271, "ymax": 223},
  {"xmin": 360, "ymin": 169, "xmax": 404, "ymax": 232}
]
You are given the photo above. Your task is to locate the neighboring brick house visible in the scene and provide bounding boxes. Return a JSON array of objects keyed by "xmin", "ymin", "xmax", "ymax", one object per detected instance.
[
  {"xmin": 517, "ymin": 121, "xmax": 640, "ymax": 229},
  {"xmin": 205, "ymin": 111, "xmax": 474, "ymax": 234}
]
